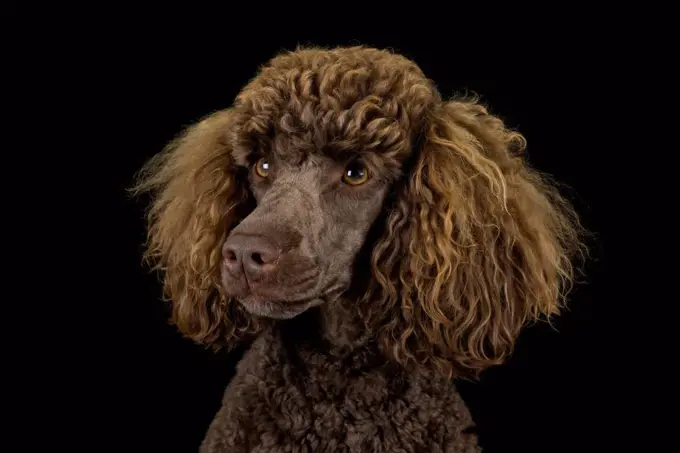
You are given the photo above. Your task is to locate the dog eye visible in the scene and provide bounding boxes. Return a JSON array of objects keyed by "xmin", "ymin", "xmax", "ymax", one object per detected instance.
[
  {"xmin": 342, "ymin": 160, "xmax": 369, "ymax": 186},
  {"xmin": 254, "ymin": 157, "xmax": 270, "ymax": 178}
]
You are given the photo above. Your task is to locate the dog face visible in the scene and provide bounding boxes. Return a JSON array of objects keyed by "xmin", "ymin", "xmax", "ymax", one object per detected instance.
[
  {"xmin": 221, "ymin": 151, "xmax": 393, "ymax": 319},
  {"xmin": 216, "ymin": 48, "xmax": 433, "ymax": 320}
]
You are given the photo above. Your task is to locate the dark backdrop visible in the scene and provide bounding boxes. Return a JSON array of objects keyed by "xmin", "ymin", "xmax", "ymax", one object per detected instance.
[{"xmin": 93, "ymin": 25, "xmax": 617, "ymax": 453}]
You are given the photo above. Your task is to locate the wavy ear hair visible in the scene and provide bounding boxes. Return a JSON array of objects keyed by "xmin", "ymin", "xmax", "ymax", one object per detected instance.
[
  {"xmin": 131, "ymin": 109, "xmax": 263, "ymax": 349},
  {"xmin": 363, "ymin": 96, "xmax": 586, "ymax": 379}
]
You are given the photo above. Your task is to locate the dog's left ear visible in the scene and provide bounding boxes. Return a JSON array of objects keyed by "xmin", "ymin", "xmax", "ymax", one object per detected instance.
[{"xmin": 363, "ymin": 97, "xmax": 586, "ymax": 379}]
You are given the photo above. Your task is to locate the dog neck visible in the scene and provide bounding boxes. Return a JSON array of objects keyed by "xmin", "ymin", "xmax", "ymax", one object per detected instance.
[{"xmin": 278, "ymin": 299, "xmax": 375, "ymax": 359}]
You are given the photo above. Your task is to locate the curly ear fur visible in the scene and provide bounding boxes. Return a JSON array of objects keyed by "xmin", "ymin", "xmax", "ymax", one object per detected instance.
[
  {"xmin": 131, "ymin": 109, "xmax": 264, "ymax": 348},
  {"xmin": 361, "ymin": 96, "xmax": 586, "ymax": 379}
]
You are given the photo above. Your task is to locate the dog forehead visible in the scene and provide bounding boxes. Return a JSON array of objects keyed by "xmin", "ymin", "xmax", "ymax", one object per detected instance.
[{"xmin": 231, "ymin": 102, "xmax": 408, "ymax": 167}]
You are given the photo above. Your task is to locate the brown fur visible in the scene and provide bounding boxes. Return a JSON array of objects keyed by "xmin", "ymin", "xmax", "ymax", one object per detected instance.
[{"xmin": 132, "ymin": 46, "xmax": 585, "ymax": 452}]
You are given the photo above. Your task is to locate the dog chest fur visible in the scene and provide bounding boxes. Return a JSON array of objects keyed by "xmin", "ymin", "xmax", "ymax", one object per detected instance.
[{"xmin": 200, "ymin": 326, "xmax": 480, "ymax": 453}]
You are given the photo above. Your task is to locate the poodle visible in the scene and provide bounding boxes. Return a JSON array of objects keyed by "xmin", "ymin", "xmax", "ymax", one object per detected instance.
[{"xmin": 133, "ymin": 46, "xmax": 584, "ymax": 452}]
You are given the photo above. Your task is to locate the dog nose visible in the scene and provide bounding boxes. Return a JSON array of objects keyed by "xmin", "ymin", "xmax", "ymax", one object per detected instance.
[{"xmin": 222, "ymin": 234, "xmax": 280, "ymax": 280}]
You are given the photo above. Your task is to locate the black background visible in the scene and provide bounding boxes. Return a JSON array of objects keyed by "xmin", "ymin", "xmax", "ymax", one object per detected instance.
[{"xmin": 18, "ymin": 10, "xmax": 638, "ymax": 453}]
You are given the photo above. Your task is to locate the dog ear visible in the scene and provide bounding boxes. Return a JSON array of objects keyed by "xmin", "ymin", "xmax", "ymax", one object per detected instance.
[
  {"xmin": 132, "ymin": 109, "xmax": 263, "ymax": 349},
  {"xmin": 363, "ymin": 97, "xmax": 586, "ymax": 379}
]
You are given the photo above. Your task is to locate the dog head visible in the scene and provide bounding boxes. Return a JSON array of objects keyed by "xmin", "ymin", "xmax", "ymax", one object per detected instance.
[{"xmin": 134, "ymin": 46, "xmax": 585, "ymax": 377}]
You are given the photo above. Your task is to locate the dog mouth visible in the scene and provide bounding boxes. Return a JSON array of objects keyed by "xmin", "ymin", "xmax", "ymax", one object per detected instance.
[
  {"xmin": 237, "ymin": 295, "xmax": 323, "ymax": 319},
  {"xmin": 236, "ymin": 275, "xmax": 351, "ymax": 320},
  {"xmin": 221, "ymin": 261, "xmax": 348, "ymax": 319},
  {"xmin": 221, "ymin": 257, "xmax": 334, "ymax": 319}
]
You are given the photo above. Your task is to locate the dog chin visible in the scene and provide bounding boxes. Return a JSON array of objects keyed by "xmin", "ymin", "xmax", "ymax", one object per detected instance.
[{"xmin": 237, "ymin": 296, "xmax": 323, "ymax": 320}]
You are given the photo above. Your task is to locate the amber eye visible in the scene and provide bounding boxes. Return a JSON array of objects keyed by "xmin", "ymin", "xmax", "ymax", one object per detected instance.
[
  {"xmin": 254, "ymin": 157, "xmax": 270, "ymax": 178},
  {"xmin": 342, "ymin": 160, "xmax": 369, "ymax": 186}
]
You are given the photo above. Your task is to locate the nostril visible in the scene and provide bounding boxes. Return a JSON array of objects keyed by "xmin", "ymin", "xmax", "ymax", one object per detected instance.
[
  {"xmin": 224, "ymin": 248, "xmax": 238, "ymax": 262},
  {"xmin": 250, "ymin": 252, "xmax": 265, "ymax": 266}
]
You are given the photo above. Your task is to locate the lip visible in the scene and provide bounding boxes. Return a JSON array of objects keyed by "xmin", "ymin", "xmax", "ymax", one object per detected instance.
[{"xmin": 238, "ymin": 295, "xmax": 323, "ymax": 319}]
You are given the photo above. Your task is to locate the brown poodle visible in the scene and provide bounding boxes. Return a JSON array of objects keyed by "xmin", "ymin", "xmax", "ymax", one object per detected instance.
[{"xmin": 133, "ymin": 46, "xmax": 584, "ymax": 452}]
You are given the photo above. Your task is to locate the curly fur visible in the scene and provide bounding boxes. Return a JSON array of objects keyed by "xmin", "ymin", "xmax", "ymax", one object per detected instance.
[{"xmin": 132, "ymin": 46, "xmax": 585, "ymax": 452}]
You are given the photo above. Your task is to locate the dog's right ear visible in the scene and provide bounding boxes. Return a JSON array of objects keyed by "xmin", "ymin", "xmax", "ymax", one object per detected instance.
[{"xmin": 131, "ymin": 109, "xmax": 264, "ymax": 349}]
